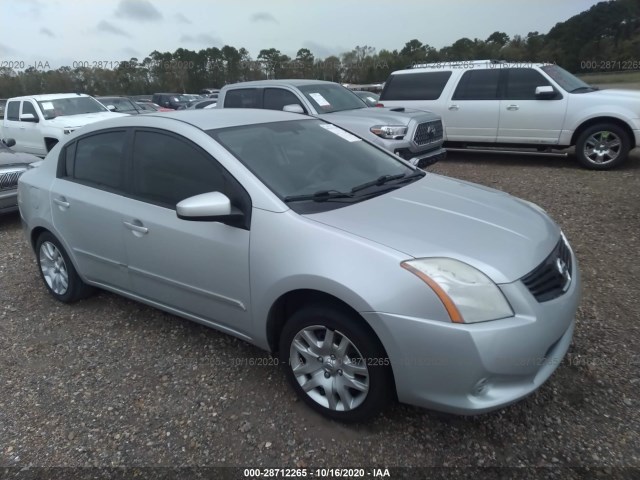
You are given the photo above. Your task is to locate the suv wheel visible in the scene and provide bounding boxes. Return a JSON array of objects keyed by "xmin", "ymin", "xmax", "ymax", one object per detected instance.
[
  {"xmin": 575, "ymin": 123, "xmax": 630, "ymax": 170},
  {"xmin": 279, "ymin": 304, "xmax": 393, "ymax": 422}
]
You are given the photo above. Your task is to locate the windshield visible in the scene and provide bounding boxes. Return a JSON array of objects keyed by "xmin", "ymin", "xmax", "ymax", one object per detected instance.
[
  {"xmin": 354, "ymin": 91, "xmax": 380, "ymax": 106},
  {"xmin": 298, "ymin": 84, "xmax": 368, "ymax": 113},
  {"xmin": 38, "ymin": 97, "xmax": 108, "ymax": 119},
  {"xmin": 541, "ymin": 64, "xmax": 593, "ymax": 93},
  {"xmin": 208, "ymin": 119, "xmax": 415, "ymax": 211}
]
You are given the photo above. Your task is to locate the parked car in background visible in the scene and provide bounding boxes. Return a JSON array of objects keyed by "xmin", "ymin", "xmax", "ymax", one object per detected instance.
[
  {"xmin": 130, "ymin": 95, "xmax": 152, "ymax": 103},
  {"xmin": 200, "ymin": 88, "xmax": 220, "ymax": 97},
  {"xmin": 380, "ymin": 60, "xmax": 640, "ymax": 169},
  {"xmin": 353, "ymin": 90, "xmax": 380, "ymax": 107},
  {"xmin": 1, "ymin": 138, "xmax": 39, "ymax": 214},
  {"xmin": 185, "ymin": 99, "xmax": 217, "ymax": 110},
  {"xmin": 151, "ymin": 93, "xmax": 188, "ymax": 110},
  {"xmin": 1, "ymin": 93, "xmax": 127, "ymax": 157},
  {"xmin": 216, "ymin": 80, "xmax": 446, "ymax": 168},
  {"xmin": 19, "ymin": 109, "xmax": 579, "ymax": 422},
  {"xmin": 96, "ymin": 96, "xmax": 149, "ymax": 115},
  {"xmin": 135, "ymin": 102, "xmax": 173, "ymax": 112}
]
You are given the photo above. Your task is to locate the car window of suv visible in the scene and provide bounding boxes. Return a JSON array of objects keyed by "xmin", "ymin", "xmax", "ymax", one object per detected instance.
[
  {"xmin": 506, "ymin": 69, "xmax": 553, "ymax": 100},
  {"xmin": 21, "ymin": 101, "xmax": 38, "ymax": 118},
  {"xmin": 73, "ymin": 131, "xmax": 128, "ymax": 190},
  {"xmin": 263, "ymin": 88, "xmax": 306, "ymax": 112},
  {"xmin": 452, "ymin": 70, "xmax": 501, "ymax": 100},
  {"xmin": 6, "ymin": 101, "xmax": 19, "ymax": 121},
  {"xmin": 224, "ymin": 89, "xmax": 260, "ymax": 108},
  {"xmin": 381, "ymin": 72, "xmax": 452, "ymax": 101},
  {"xmin": 131, "ymin": 130, "xmax": 227, "ymax": 208}
]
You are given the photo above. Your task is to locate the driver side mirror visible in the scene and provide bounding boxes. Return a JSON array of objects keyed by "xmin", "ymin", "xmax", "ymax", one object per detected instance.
[
  {"xmin": 176, "ymin": 192, "xmax": 244, "ymax": 226},
  {"xmin": 2, "ymin": 138, "xmax": 16, "ymax": 147},
  {"xmin": 535, "ymin": 86, "xmax": 557, "ymax": 99},
  {"xmin": 106, "ymin": 105, "xmax": 117, "ymax": 112},
  {"xmin": 283, "ymin": 104, "xmax": 305, "ymax": 114},
  {"xmin": 20, "ymin": 113, "xmax": 39, "ymax": 122}
]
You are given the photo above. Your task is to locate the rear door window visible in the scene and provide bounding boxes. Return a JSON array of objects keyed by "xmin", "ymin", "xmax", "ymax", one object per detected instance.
[
  {"xmin": 381, "ymin": 72, "xmax": 452, "ymax": 100},
  {"xmin": 223, "ymin": 89, "xmax": 260, "ymax": 108},
  {"xmin": 452, "ymin": 70, "xmax": 501, "ymax": 100},
  {"xmin": 73, "ymin": 131, "xmax": 128, "ymax": 190}
]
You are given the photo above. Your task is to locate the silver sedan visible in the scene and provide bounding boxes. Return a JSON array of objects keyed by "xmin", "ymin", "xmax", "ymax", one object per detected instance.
[{"xmin": 18, "ymin": 110, "xmax": 580, "ymax": 422}]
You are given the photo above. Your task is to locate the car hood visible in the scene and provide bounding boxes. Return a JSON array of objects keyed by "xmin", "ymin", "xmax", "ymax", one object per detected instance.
[
  {"xmin": 0, "ymin": 148, "xmax": 39, "ymax": 166},
  {"xmin": 305, "ymin": 174, "xmax": 560, "ymax": 284},
  {"xmin": 325, "ymin": 107, "xmax": 435, "ymax": 125},
  {"xmin": 586, "ymin": 89, "xmax": 640, "ymax": 101},
  {"xmin": 46, "ymin": 112, "xmax": 128, "ymax": 128}
]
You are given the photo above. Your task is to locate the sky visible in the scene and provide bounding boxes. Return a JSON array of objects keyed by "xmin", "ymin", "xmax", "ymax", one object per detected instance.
[{"xmin": 0, "ymin": 0, "xmax": 602, "ymax": 69}]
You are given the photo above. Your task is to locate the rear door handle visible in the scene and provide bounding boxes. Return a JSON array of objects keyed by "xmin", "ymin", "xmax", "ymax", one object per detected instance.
[
  {"xmin": 506, "ymin": 104, "xmax": 519, "ymax": 111},
  {"xmin": 123, "ymin": 221, "xmax": 149, "ymax": 235},
  {"xmin": 448, "ymin": 104, "xmax": 460, "ymax": 111},
  {"xmin": 53, "ymin": 197, "xmax": 70, "ymax": 208}
]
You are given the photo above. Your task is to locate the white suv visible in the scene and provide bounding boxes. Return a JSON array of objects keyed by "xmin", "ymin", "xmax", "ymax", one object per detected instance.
[
  {"xmin": 379, "ymin": 60, "xmax": 640, "ymax": 169},
  {"xmin": 1, "ymin": 93, "xmax": 127, "ymax": 157}
]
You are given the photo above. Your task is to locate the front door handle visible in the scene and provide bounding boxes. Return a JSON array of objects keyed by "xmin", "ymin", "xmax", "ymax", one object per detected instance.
[
  {"xmin": 506, "ymin": 104, "xmax": 519, "ymax": 111},
  {"xmin": 53, "ymin": 197, "xmax": 70, "ymax": 208},
  {"xmin": 448, "ymin": 104, "xmax": 460, "ymax": 111},
  {"xmin": 123, "ymin": 221, "xmax": 149, "ymax": 235}
]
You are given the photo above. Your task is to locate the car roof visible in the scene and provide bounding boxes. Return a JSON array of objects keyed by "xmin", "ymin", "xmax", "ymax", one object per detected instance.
[
  {"xmin": 77, "ymin": 108, "xmax": 313, "ymax": 132},
  {"xmin": 392, "ymin": 60, "xmax": 552, "ymax": 75},
  {"xmin": 224, "ymin": 79, "xmax": 339, "ymax": 89},
  {"xmin": 8, "ymin": 93, "xmax": 91, "ymax": 101}
]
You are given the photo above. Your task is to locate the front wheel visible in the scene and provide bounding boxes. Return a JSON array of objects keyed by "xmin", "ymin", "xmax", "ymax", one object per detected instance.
[
  {"xmin": 575, "ymin": 123, "xmax": 630, "ymax": 170},
  {"xmin": 279, "ymin": 305, "xmax": 393, "ymax": 422}
]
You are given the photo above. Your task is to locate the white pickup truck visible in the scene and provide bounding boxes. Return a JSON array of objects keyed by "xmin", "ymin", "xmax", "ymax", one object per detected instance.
[
  {"xmin": 1, "ymin": 93, "xmax": 127, "ymax": 157},
  {"xmin": 380, "ymin": 60, "xmax": 640, "ymax": 169}
]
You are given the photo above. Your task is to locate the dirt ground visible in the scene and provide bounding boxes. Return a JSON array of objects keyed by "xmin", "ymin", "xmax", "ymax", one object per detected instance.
[{"xmin": 1, "ymin": 149, "xmax": 639, "ymax": 479}]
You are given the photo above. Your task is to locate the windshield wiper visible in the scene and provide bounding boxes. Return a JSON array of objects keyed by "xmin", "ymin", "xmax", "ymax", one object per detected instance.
[
  {"xmin": 351, "ymin": 170, "xmax": 425, "ymax": 193},
  {"xmin": 284, "ymin": 190, "xmax": 354, "ymax": 203}
]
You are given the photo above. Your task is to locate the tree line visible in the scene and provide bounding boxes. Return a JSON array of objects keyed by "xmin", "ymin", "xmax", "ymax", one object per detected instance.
[{"xmin": 0, "ymin": 0, "xmax": 637, "ymax": 97}]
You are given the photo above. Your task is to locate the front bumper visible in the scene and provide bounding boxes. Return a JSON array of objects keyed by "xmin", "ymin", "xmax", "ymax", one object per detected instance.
[{"xmin": 362, "ymin": 256, "xmax": 581, "ymax": 415}]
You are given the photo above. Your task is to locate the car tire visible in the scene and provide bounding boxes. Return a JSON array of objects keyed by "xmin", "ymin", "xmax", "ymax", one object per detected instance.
[
  {"xmin": 575, "ymin": 123, "xmax": 630, "ymax": 170},
  {"xmin": 35, "ymin": 232, "xmax": 94, "ymax": 303},
  {"xmin": 279, "ymin": 304, "xmax": 393, "ymax": 422}
]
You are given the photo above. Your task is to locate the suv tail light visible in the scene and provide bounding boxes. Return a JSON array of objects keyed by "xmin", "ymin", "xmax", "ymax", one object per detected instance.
[{"xmin": 375, "ymin": 103, "xmax": 384, "ymax": 107}]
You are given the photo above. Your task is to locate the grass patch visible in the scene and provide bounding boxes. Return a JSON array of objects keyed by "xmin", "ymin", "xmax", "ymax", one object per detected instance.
[{"xmin": 577, "ymin": 71, "xmax": 640, "ymax": 84}]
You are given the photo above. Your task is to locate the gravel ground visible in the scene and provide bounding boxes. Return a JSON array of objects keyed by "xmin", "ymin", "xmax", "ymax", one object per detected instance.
[{"xmin": 1, "ymin": 149, "xmax": 639, "ymax": 478}]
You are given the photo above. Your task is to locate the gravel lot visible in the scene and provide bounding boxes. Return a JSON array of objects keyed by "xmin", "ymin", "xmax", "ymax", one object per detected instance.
[{"xmin": 1, "ymin": 149, "xmax": 639, "ymax": 478}]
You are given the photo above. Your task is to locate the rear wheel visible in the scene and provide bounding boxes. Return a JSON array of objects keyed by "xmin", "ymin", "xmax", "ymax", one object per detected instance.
[
  {"xmin": 575, "ymin": 123, "xmax": 630, "ymax": 170},
  {"xmin": 279, "ymin": 304, "xmax": 393, "ymax": 422},
  {"xmin": 36, "ymin": 232, "xmax": 94, "ymax": 303}
]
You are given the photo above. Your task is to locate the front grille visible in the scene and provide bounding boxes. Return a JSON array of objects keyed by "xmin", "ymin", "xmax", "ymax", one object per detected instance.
[
  {"xmin": 414, "ymin": 120, "xmax": 443, "ymax": 146},
  {"xmin": 522, "ymin": 237, "xmax": 573, "ymax": 302},
  {"xmin": 0, "ymin": 169, "xmax": 26, "ymax": 191}
]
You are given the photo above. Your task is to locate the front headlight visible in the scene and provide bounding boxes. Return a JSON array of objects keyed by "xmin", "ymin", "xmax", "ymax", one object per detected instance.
[
  {"xmin": 401, "ymin": 258, "xmax": 514, "ymax": 324},
  {"xmin": 370, "ymin": 125, "xmax": 407, "ymax": 140}
]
